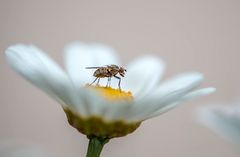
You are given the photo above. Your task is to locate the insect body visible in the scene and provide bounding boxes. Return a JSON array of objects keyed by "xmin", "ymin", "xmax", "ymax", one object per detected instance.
[{"xmin": 86, "ymin": 64, "xmax": 127, "ymax": 90}]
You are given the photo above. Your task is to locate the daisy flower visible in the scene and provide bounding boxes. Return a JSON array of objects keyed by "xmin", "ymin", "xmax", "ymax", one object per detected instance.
[
  {"xmin": 5, "ymin": 42, "xmax": 215, "ymax": 157},
  {"xmin": 198, "ymin": 104, "xmax": 240, "ymax": 145}
]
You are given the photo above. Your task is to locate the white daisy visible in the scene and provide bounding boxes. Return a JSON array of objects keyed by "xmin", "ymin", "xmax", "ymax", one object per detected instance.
[
  {"xmin": 5, "ymin": 42, "xmax": 215, "ymax": 140},
  {"xmin": 5, "ymin": 42, "xmax": 215, "ymax": 157},
  {"xmin": 198, "ymin": 104, "xmax": 240, "ymax": 145}
]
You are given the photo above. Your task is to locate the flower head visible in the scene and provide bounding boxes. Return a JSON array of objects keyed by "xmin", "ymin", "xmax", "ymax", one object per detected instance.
[
  {"xmin": 197, "ymin": 104, "xmax": 240, "ymax": 145},
  {"xmin": 5, "ymin": 42, "xmax": 215, "ymax": 138}
]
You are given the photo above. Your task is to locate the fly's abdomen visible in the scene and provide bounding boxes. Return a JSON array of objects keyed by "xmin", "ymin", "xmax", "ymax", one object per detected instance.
[{"xmin": 93, "ymin": 68, "xmax": 110, "ymax": 78}]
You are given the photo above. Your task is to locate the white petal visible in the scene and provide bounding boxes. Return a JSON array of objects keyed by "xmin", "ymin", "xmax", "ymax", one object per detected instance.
[
  {"xmin": 127, "ymin": 73, "xmax": 204, "ymax": 121},
  {"xmin": 180, "ymin": 87, "xmax": 216, "ymax": 101},
  {"xmin": 64, "ymin": 42, "xmax": 120, "ymax": 87},
  {"xmin": 78, "ymin": 87, "xmax": 133, "ymax": 121},
  {"xmin": 123, "ymin": 56, "xmax": 165, "ymax": 98},
  {"xmin": 102, "ymin": 101, "xmax": 132, "ymax": 121},
  {"xmin": 152, "ymin": 73, "xmax": 204, "ymax": 98},
  {"xmin": 74, "ymin": 87, "xmax": 133, "ymax": 121},
  {"xmin": 77, "ymin": 88, "xmax": 109, "ymax": 116},
  {"xmin": 197, "ymin": 105, "xmax": 240, "ymax": 144},
  {"xmin": 5, "ymin": 44, "xmax": 87, "ymax": 115},
  {"xmin": 144, "ymin": 88, "xmax": 216, "ymax": 120}
]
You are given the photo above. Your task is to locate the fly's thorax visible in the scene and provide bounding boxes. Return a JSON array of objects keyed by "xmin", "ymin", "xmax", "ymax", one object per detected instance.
[
  {"xmin": 109, "ymin": 68, "xmax": 119, "ymax": 76},
  {"xmin": 107, "ymin": 65, "xmax": 119, "ymax": 76}
]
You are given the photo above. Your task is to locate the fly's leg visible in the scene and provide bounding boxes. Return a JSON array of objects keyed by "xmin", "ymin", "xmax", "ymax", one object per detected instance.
[
  {"xmin": 106, "ymin": 77, "xmax": 109, "ymax": 88},
  {"xmin": 114, "ymin": 75, "xmax": 121, "ymax": 91},
  {"xmin": 109, "ymin": 77, "xmax": 111, "ymax": 87},
  {"xmin": 106, "ymin": 77, "xmax": 109, "ymax": 87},
  {"xmin": 97, "ymin": 78, "xmax": 101, "ymax": 86},
  {"xmin": 90, "ymin": 77, "xmax": 98, "ymax": 85},
  {"xmin": 106, "ymin": 77, "xmax": 112, "ymax": 88}
]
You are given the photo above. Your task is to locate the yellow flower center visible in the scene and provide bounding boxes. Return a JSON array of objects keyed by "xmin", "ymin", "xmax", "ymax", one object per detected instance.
[{"xmin": 86, "ymin": 85, "xmax": 133, "ymax": 102}]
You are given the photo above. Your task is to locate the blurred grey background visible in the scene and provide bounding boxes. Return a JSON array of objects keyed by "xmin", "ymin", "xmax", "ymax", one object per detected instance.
[{"xmin": 1, "ymin": 0, "xmax": 240, "ymax": 157}]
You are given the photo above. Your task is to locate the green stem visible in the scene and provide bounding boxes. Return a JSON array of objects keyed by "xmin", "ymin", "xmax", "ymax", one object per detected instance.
[{"xmin": 86, "ymin": 136, "xmax": 109, "ymax": 157}]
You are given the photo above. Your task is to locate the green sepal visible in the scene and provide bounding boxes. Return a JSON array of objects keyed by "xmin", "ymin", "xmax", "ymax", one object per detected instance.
[{"xmin": 64, "ymin": 107, "xmax": 141, "ymax": 138}]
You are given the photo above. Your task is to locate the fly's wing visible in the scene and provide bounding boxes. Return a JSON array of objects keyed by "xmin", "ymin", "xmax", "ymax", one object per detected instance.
[{"xmin": 85, "ymin": 66, "xmax": 105, "ymax": 69}]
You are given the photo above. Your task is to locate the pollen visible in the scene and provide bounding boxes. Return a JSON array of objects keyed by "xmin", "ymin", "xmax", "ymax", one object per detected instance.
[{"xmin": 87, "ymin": 85, "xmax": 133, "ymax": 101}]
